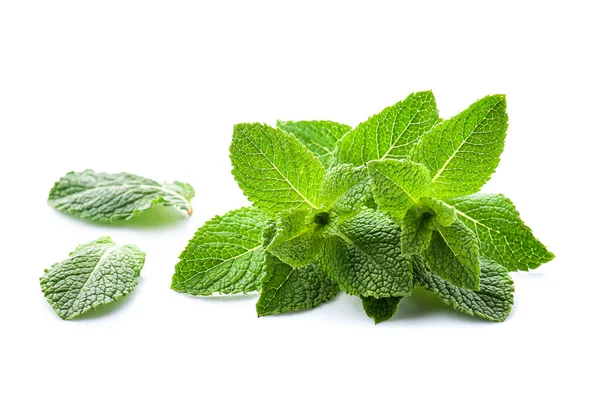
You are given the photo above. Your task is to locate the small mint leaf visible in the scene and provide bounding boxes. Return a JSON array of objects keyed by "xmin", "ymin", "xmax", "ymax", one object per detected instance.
[
  {"xmin": 361, "ymin": 296, "xmax": 402, "ymax": 324},
  {"xmin": 277, "ymin": 120, "xmax": 351, "ymax": 168},
  {"xmin": 40, "ymin": 237, "xmax": 146, "ymax": 320}
]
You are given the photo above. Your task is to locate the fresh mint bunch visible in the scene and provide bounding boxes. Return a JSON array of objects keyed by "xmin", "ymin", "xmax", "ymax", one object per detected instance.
[{"xmin": 172, "ymin": 91, "xmax": 554, "ymax": 323}]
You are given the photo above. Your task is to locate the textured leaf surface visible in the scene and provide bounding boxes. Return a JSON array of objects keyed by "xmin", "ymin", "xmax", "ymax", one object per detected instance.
[
  {"xmin": 48, "ymin": 170, "xmax": 194, "ymax": 221},
  {"xmin": 256, "ymin": 254, "xmax": 339, "ymax": 316},
  {"xmin": 266, "ymin": 209, "xmax": 321, "ymax": 268},
  {"xmin": 172, "ymin": 207, "xmax": 270, "ymax": 296},
  {"xmin": 361, "ymin": 296, "xmax": 402, "ymax": 324},
  {"xmin": 446, "ymin": 193, "xmax": 555, "ymax": 271},
  {"xmin": 412, "ymin": 256, "xmax": 514, "ymax": 322},
  {"xmin": 410, "ymin": 95, "xmax": 508, "ymax": 198},
  {"xmin": 425, "ymin": 220, "xmax": 480, "ymax": 290},
  {"xmin": 368, "ymin": 159, "xmax": 432, "ymax": 222},
  {"xmin": 40, "ymin": 237, "xmax": 145, "ymax": 320},
  {"xmin": 319, "ymin": 209, "xmax": 413, "ymax": 297},
  {"xmin": 401, "ymin": 208, "xmax": 433, "ymax": 254},
  {"xmin": 230, "ymin": 123, "xmax": 325, "ymax": 215},
  {"xmin": 420, "ymin": 197, "xmax": 456, "ymax": 227},
  {"xmin": 277, "ymin": 120, "xmax": 351, "ymax": 168},
  {"xmin": 335, "ymin": 91, "xmax": 439, "ymax": 165},
  {"xmin": 318, "ymin": 164, "xmax": 371, "ymax": 218}
]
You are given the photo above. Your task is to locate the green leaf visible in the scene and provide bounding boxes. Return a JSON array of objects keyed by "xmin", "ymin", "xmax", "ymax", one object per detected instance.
[
  {"xmin": 425, "ymin": 219, "xmax": 480, "ymax": 290},
  {"xmin": 318, "ymin": 164, "xmax": 371, "ymax": 218},
  {"xmin": 266, "ymin": 209, "xmax": 322, "ymax": 268},
  {"xmin": 334, "ymin": 91, "xmax": 439, "ymax": 165},
  {"xmin": 48, "ymin": 170, "xmax": 194, "ymax": 221},
  {"xmin": 277, "ymin": 120, "xmax": 351, "ymax": 168},
  {"xmin": 361, "ymin": 296, "xmax": 402, "ymax": 324},
  {"xmin": 230, "ymin": 123, "xmax": 325, "ymax": 216},
  {"xmin": 420, "ymin": 197, "xmax": 456, "ymax": 227},
  {"xmin": 446, "ymin": 193, "xmax": 555, "ymax": 271},
  {"xmin": 256, "ymin": 254, "xmax": 339, "ymax": 316},
  {"xmin": 412, "ymin": 255, "xmax": 514, "ymax": 322},
  {"xmin": 40, "ymin": 237, "xmax": 145, "ymax": 320},
  {"xmin": 410, "ymin": 95, "xmax": 508, "ymax": 198},
  {"xmin": 319, "ymin": 209, "xmax": 413, "ymax": 298},
  {"xmin": 368, "ymin": 159, "xmax": 432, "ymax": 222},
  {"xmin": 401, "ymin": 207, "xmax": 433, "ymax": 254},
  {"xmin": 172, "ymin": 207, "xmax": 270, "ymax": 296}
]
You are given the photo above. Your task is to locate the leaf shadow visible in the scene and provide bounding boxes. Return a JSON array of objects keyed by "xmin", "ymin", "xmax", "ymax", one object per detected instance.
[{"xmin": 52, "ymin": 204, "xmax": 190, "ymax": 230}]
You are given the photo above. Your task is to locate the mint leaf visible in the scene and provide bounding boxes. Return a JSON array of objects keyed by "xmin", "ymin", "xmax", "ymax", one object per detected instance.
[
  {"xmin": 266, "ymin": 208, "xmax": 322, "ymax": 268},
  {"xmin": 361, "ymin": 296, "xmax": 402, "ymax": 324},
  {"xmin": 412, "ymin": 256, "xmax": 514, "ymax": 322},
  {"xmin": 48, "ymin": 170, "xmax": 194, "ymax": 221},
  {"xmin": 277, "ymin": 120, "xmax": 351, "ymax": 168},
  {"xmin": 410, "ymin": 95, "xmax": 508, "ymax": 198},
  {"xmin": 256, "ymin": 254, "xmax": 339, "ymax": 316},
  {"xmin": 318, "ymin": 164, "xmax": 371, "ymax": 218},
  {"xmin": 230, "ymin": 123, "xmax": 325, "ymax": 216},
  {"xmin": 319, "ymin": 209, "xmax": 413, "ymax": 298},
  {"xmin": 401, "ymin": 207, "xmax": 433, "ymax": 254},
  {"xmin": 334, "ymin": 91, "xmax": 439, "ymax": 165},
  {"xmin": 368, "ymin": 159, "xmax": 432, "ymax": 222},
  {"xmin": 420, "ymin": 197, "xmax": 456, "ymax": 227},
  {"xmin": 446, "ymin": 193, "xmax": 555, "ymax": 271},
  {"xmin": 425, "ymin": 219, "xmax": 480, "ymax": 290},
  {"xmin": 40, "ymin": 237, "xmax": 145, "ymax": 320},
  {"xmin": 172, "ymin": 207, "xmax": 270, "ymax": 295}
]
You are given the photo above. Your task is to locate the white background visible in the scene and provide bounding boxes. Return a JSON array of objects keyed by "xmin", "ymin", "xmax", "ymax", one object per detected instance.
[{"xmin": 1, "ymin": 1, "xmax": 598, "ymax": 416}]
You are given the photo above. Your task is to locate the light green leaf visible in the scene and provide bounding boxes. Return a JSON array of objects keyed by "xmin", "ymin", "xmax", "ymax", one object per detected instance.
[
  {"xmin": 256, "ymin": 254, "xmax": 339, "ymax": 316},
  {"xmin": 277, "ymin": 120, "xmax": 351, "ymax": 168},
  {"xmin": 230, "ymin": 123, "xmax": 325, "ymax": 216},
  {"xmin": 412, "ymin": 255, "xmax": 514, "ymax": 322},
  {"xmin": 361, "ymin": 296, "xmax": 402, "ymax": 324},
  {"xmin": 318, "ymin": 164, "xmax": 371, "ymax": 218},
  {"xmin": 420, "ymin": 197, "xmax": 456, "ymax": 227},
  {"xmin": 40, "ymin": 237, "xmax": 145, "ymax": 320},
  {"xmin": 319, "ymin": 209, "xmax": 413, "ymax": 298},
  {"xmin": 48, "ymin": 170, "xmax": 194, "ymax": 221},
  {"xmin": 334, "ymin": 91, "xmax": 439, "ymax": 165},
  {"xmin": 266, "ymin": 209, "xmax": 322, "ymax": 268},
  {"xmin": 410, "ymin": 95, "xmax": 508, "ymax": 198},
  {"xmin": 425, "ymin": 219, "xmax": 481, "ymax": 290},
  {"xmin": 401, "ymin": 207, "xmax": 433, "ymax": 254},
  {"xmin": 368, "ymin": 159, "xmax": 432, "ymax": 222},
  {"xmin": 172, "ymin": 207, "xmax": 270, "ymax": 296},
  {"xmin": 446, "ymin": 193, "xmax": 555, "ymax": 271}
]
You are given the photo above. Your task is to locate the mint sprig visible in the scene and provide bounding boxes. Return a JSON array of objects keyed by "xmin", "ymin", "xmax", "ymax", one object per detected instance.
[{"xmin": 173, "ymin": 91, "xmax": 554, "ymax": 324}]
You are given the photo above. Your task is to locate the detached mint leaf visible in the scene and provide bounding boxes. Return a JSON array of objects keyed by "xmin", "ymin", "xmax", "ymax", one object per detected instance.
[
  {"xmin": 361, "ymin": 296, "xmax": 402, "ymax": 324},
  {"xmin": 401, "ymin": 207, "xmax": 433, "ymax": 254},
  {"xmin": 425, "ymin": 219, "xmax": 481, "ymax": 290},
  {"xmin": 40, "ymin": 237, "xmax": 145, "ymax": 320},
  {"xmin": 230, "ymin": 123, "xmax": 325, "ymax": 216},
  {"xmin": 48, "ymin": 170, "xmax": 194, "ymax": 221},
  {"xmin": 318, "ymin": 164, "xmax": 371, "ymax": 218},
  {"xmin": 446, "ymin": 193, "xmax": 555, "ymax": 271},
  {"xmin": 335, "ymin": 91, "xmax": 439, "ymax": 165},
  {"xmin": 277, "ymin": 120, "xmax": 351, "ymax": 168},
  {"xmin": 410, "ymin": 95, "xmax": 508, "ymax": 198},
  {"xmin": 172, "ymin": 207, "xmax": 270, "ymax": 296},
  {"xmin": 266, "ymin": 209, "xmax": 322, "ymax": 268},
  {"xmin": 256, "ymin": 254, "xmax": 339, "ymax": 316},
  {"xmin": 319, "ymin": 209, "xmax": 413, "ymax": 298},
  {"xmin": 412, "ymin": 255, "xmax": 514, "ymax": 322},
  {"xmin": 368, "ymin": 159, "xmax": 432, "ymax": 222}
]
